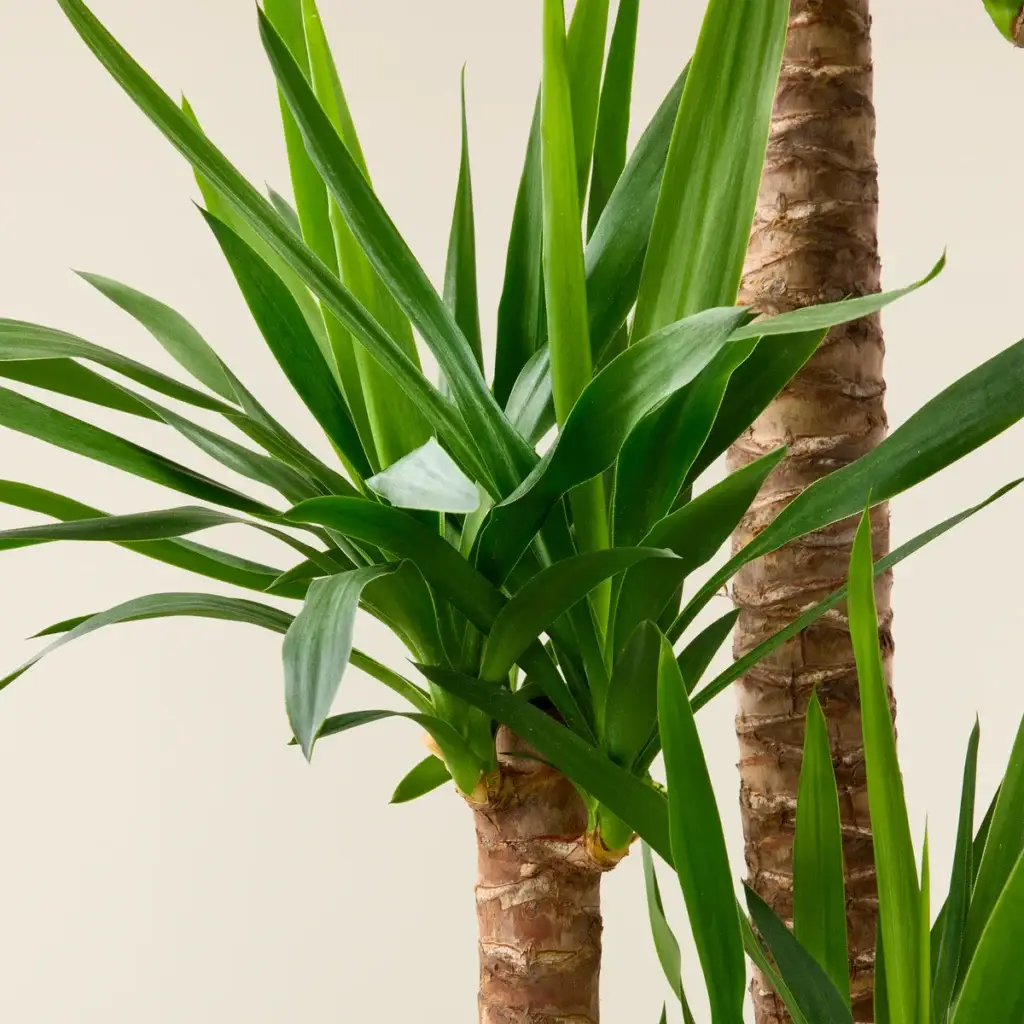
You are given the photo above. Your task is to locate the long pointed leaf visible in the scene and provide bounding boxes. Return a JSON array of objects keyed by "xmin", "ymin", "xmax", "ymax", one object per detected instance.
[
  {"xmin": 674, "ymin": 337, "xmax": 1024, "ymax": 640},
  {"xmin": 849, "ymin": 509, "xmax": 920, "ymax": 1024},
  {"xmin": 391, "ymin": 755, "xmax": 451, "ymax": 804},
  {"xmin": 658, "ymin": 633, "xmax": 744, "ymax": 1022},
  {"xmin": 586, "ymin": 0, "xmax": 638, "ymax": 236},
  {"xmin": 632, "ymin": 0, "xmax": 787, "ymax": 337},
  {"xmin": 932, "ymin": 720, "xmax": 980, "ymax": 1024},
  {"xmin": 284, "ymin": 564, "xmax": 396, "ymax": 758},
  {"xmin": 793, "ymin": 691, "xmax": 851, "ymax": 1006}
]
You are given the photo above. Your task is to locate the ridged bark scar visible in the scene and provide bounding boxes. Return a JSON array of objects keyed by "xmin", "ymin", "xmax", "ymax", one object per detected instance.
[
  {"xmin": 731, "ymin": 2, "xmax": 892, "ymax": 1021},
  {"xmin": 473, "ymin": 729, "xmax": 616, "ymax": 1024}
]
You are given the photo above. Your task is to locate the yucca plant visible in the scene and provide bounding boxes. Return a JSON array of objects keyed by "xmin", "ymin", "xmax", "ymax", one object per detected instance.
[
  {"xmin": 643, "ymin": 508, "xmax": 1024, "ymax": 1023},
  {"xmin": 4, "ymin": 0, "xmax": 1024, "ymax": 1019}
]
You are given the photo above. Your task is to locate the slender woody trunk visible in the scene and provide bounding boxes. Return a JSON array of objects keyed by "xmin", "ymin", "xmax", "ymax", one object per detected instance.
[
  {"xmin": 473, "ymin": 728, "xmax": 608, "ymax": 1024},
  {"xmin": 730, "ymin": 2, "xmax": 890, "ymax": 1021}
]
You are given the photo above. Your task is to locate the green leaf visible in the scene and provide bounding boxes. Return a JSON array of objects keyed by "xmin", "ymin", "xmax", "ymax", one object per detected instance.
[
  {"xmin": 284, "ymin": 564, "xmax": 397, "ymax": 758},
  {"xmin": 258, "ymin": 7, "xmax": 529, "ymax": 494},
  {"xmin": 848, "ymin": 509, "xmax": 919, "ymax": 1024},
  {"xmin": 692, "ymin": 480, "xmax": 1023, "ymax": 712},
  {"xmin": 417, "ymin": 661, "xmax": 672, "ymax": 862},
  {"xmin": 564, "ymin": 0, "xmax": 609, "ymax": 203},
  {"xmin": 301, "ymin": 0, "xmax": 430, "ymax": 469},
  {"xmin": 366, "ymin": 437, "xmax": 480, "ymax": 514},
  {"xmin": 875, "ymin": 923, "xmax": 890, "ymax": 1024},
  {"xmin": 604, "ymin": 621, "xmax": 660, "ymax": 769},
  {"xmin": 613, "ymin": 339, "xmax": 758, "ymax": 548},
  {"xmin": 1, "ymin": 592, "xmax": 294, "ymax": 691},
  {"xmin": 505, "ymin": 344, "xmax": 555, "ymax": 445},
  {"xmin": 201, "ymin": 208, "xmax": 372, "ymax": 480},
  {"xmin": 480, "ymin": 548, "xmax": 673, "ymax": 686},
  {"xmin": 932, "ymin": 720, "xmax": 980, "ymax": 1024},
  {"xmin": 677, "ymin": 609, "xmax": 739, "ymax": 693},
  {"xmin": 950, "ymin": 852, "xmax": 1024, "ymax": 1024},
  {"xmin": 58, "ymin": 1, "xmax": 486, "ymax": 489},
  {"xmin": 744, "ymin": 885, "xmax": 854, "ymax": 1024},
  {"xmin": 919, "ymin": 830, "xmax": 931, "ymax": 1024},
  {"xmin": 642, "ymin": 842, "xmax": 695, "ymax": 1020},
  {"xmin": 741, "ymin": 916, "xmax": 811, "ymax": 1024},
  {"xmin": 267, "ymin": 185, "xmax": 302, "ymax": 235},
  {"xmin": 478, "ymin": 307, "xmax": 749, "ymax": 583},
  {"xmin": 506, "ymin": 67, "xmax": 689, "ymax": 443},
  {"xmin": 658, "ymin": 633, "xmax": 744, "ymax": 1022},
  {"xmin": 180, "ymin": 94, "xmax": 333, "ymax": 362},
  {"xmin": 299, "ymin": 707, "xmax": 482, "ymax": 795},
  {"xmin": 443, "ymin": 69, "xmax": 483, "ymax": 370},
  {"xmin": 674, "ymin": 337, "xmax": 1024, "ymax": 641},
  {"xmin": 494, "ymin": 101, "xmax": 544, "ymax": 408},
  {"xmin": 632, "ymin": 0, "xmax": 787, "ymax": 337},
  {"xmin": 0, "ymin": 384, "xmax": 276, "ymax": 517},
  {"xmin": 391, "ymin": 755, "xmax": 451, "ymax": 804},
  {"xmin": 961, "ymin": 711, "xmax": 1024, "ymax": 973},
  {"xmin": 613, "ymin": 446, "xmax": 785, "ymax": 653},
  {"xmin": 540, "ymin": 0, "xmax": 609, "ymax": 614},
  {"xmin": 0, "ymin": 357, "xmax": 162, "ymax": 420},
  {"xmin": 0, "ymin": 504, "xmax": 332, "ymax": 572},
  {"xmin": 76, "ymin": 271, "xmax": 236, "ymax": 400},
  {"xmin": 0, "ymin": 479, "xmax": 293, "ymax": 594},
  {"xmin": 586, "ymin": 0, "xmax": 638, "ymax": 236},
  {"xmin": 793, "ymin": 691, "xmax": 851, "ymax": 1006}
]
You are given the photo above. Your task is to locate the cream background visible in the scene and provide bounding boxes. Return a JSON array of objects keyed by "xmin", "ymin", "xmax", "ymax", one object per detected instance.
[{"xmin": 0, "ymin": 1, "xmax": 1022, "ymax": 1021}]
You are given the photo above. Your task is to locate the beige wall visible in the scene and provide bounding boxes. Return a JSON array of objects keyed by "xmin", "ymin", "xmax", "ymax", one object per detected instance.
[{"xmin": 0, "ymin": 1, "xmax": 1021, "ymax": 1020}]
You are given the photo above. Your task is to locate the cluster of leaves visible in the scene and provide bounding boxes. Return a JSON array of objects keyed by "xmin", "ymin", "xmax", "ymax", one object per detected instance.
[{"xmin": 644, "ymin": 510, "xmax": 1024, "ymax": 1024}]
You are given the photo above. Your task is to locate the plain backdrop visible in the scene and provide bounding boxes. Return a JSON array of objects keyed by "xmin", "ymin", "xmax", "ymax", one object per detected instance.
[{"xmin": 0, "ymin": 1, "xmax": 1022, "ymax": 1021}]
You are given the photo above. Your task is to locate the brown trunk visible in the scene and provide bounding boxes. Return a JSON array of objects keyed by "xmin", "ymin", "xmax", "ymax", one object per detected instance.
[
  {"xmin": 731, "ymin": 2, "xmax": 890, "ymax": 1022},
  {"xmin": 473, "ymin": 728, "xmax": 611, "ymax": 1024}
]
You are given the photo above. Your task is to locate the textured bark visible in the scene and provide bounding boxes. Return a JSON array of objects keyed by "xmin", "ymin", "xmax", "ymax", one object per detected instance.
[
  {"xmin": 731, "ymin": 2, "xmax": 890, "ymax": 1021},
  {"xmin": 473, "ymin": 728, "xmax": 616, "ymax": 1024}
]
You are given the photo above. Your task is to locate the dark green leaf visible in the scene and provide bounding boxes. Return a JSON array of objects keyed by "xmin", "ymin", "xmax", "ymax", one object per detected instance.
[
  {"xmin": 604, "ymin": 621, "xmax": 661, "ymax": 769},
  {"xmin": 691, "ymin": 480, "xmax": 1023, "ymax": 712},
  {"xmin": 641, "ymin": 842, "xmax": 688, "ymax": 1011},
  {"xmin": 961, "ymin": 711, "xmax": 1024, "ymax": 973},
  {"xmin": 0, "ymin": 384, "xmax": 275, "ymax": 517},
  {"xmin": 0, "ymin": 357, "xmax": 161, "ymax": 419},
  {"xmin": 284, "ymin": 564, "xmax": 396, "ymax": 758},
  {"xmin": 201, "ymin": 208, "xmax": 372, "ymax": 480},
  {"xmin": 478, "ymin": 307, "xmax": 749, "ymax": 583},
  {"xmin": 586, "ymin": 0, "xmax": 638, "ymax": 235},
  {"xmin": 950, "ymin": 852, "xmax": 1024, "ymax": 1024},
  {"xmin": 932, "ymin": 720, "xmax": 980, "ymax": 1024},
  {"xmin": 1, "ymin": 592, "xmax": 294, "ymax": 691},
  {"xmin": 793, "ymin": 691, "xmax": 850, "ymax": 1006},
  {"xmin": 443, "ymin": 69, "xmax": 483, "ymax": 370},
  {"xmin": 658, "ymin": 633, "xmax": 744, "ymax": 1021},
  {"xmin": 390, "ymin": 755, "xmax": 451, "ymax": 804},
  {"xmin": 744, "ymin": 885, "xmax": 854, "ymax": 1024},
  {"xmin": 494, "ymin": 101, "xmax": 544, "ymax": 408},
  {"xmin": 0, "ymin": 479, "xmax": 292, "ymax": 594},
  {"xmin": 76, "ymin": 270, "xmax": 236, "ymax": 400},
  {"xmin": 674, "ymin": 339, "xmax": 1024, "ymax": 641},
  {"xmin": 613, "ymin": 446, "xmax": 785, "ymax": 652},
  {"xmin": 848, "ymin": 509, "xmax": 919, "ymax": 1024},
  {"xmin": 481, "ymin": 548, "xmax": 672, "ymax": 685}
]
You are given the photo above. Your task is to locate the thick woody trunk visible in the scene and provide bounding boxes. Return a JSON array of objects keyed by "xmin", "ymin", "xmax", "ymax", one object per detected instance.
[
  {"xmin": 473, "ymin": 728, "xmax": 608, "ymax": 1024},
  {"xmin": 730, "ymin": 2, "xmax": 890, "ymax": 1022}
]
